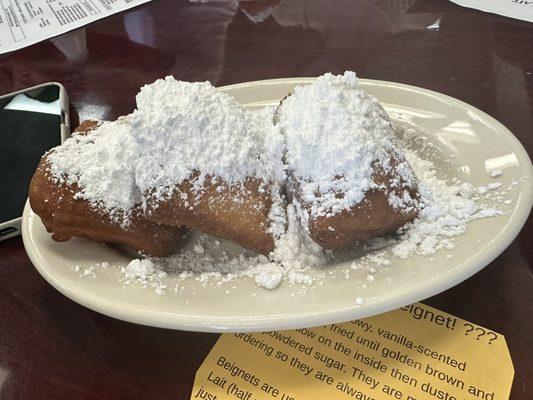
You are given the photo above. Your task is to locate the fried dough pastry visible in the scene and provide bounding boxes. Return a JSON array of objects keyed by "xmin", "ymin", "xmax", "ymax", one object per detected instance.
[
  {"xmin": 278, "ymin": 72, "xmax": 420, "ymax": 250},
  {"xmin": 29, "ymin": 74, "xmax": 423, "ymax": 260},
  {"xmin": 69, "ymin": 119, "xmax": 101, "ymax": 136},
  {"xmin": 294, "ymin": 156, "xmax": 419, "ymax": 249},
  {"xmin": 145, "ymin": 175, "xmax": 275, "ymax": 255},
  {"xmin": 29, "ymin": 121, "xmax": 183, "ymax": 257},
  {"xmin": 134, "ymin": 78, "xmax": 282, "ymax": 256}
]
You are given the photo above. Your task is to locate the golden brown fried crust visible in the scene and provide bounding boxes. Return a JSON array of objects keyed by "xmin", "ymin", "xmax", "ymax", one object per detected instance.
[
  {"xmin": 74, "ymin": 119, "xmax": 102, "ymax": 135},
  {"xmin": 28, "ymin": 121, "xmax": 183, "ymax": 257},
  {"xmin": 145, "ymin": 176, "xmax": 275, "ymax": 255},
  {"xmin": 297, "ymin": 158, "xmax": 420, "ymax": 249}
]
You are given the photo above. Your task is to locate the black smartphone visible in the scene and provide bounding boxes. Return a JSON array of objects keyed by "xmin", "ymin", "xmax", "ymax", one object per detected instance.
[{"xmin": 0, "ymin": 82, "xmax": 70, "ymax": 240}]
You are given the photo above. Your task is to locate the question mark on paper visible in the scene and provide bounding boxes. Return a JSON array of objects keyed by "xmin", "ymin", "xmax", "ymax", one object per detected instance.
[
  {"xmin": 464, "ymin": 323, "xmax": 474, "ymax": 336},
  {"xmin": 475, "ymin": 327, "xmax": 486, "ymax": 341},
  {"xmin": 486, "ymin": 331, "xmax": 498, "ymax": 345}
]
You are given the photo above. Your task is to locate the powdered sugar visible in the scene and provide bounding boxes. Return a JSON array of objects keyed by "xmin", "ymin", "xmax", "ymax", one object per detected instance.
[
  {"xmin": 47, "ymin": 116, "xmax": 141, "ymax": 223},
  {"xmin": 49, "ymin": 72, "xmax": 513, "ymax": 293},
  {"xmin": 278, "ymin": 71, "xmax": 418, "ymax": 217},
  {"xmin": 119, "ymin": 203, "xmax": 327, "ymax": 291},
  {"xmin": 270, "ymin": 204, "xmax": 329, "ymax": 270},
  {"xmin": 121, "ymin": 259, "xmax": 168, "ymax": 294},
  {"xmin": 123, "ymin": 258, "xmax": 156, "ymax": 279},
  {"xmin": 133, "ymin": 77, "xmax": 276, "ymax": 197},
  {"xmin": 390, "ymin": 148, "xmax": 480, "ymax": 258},
  {"xmin": 254, "ymin": 269, "xmax": 283, "ymax": 290},
  {"xmin": 487, "ymin": 182, "xmax": 502, "ymax": 190},
  {"xmin": 114, "ymin": 123, "xmax": 510, "ymax": 292}
]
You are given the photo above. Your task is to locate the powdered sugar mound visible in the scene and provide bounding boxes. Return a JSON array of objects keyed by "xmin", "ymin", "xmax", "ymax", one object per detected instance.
[
  {"xmin": 270, "ymin": 204, "xmax": 328, "ymax": 270},
  {"xmin": 388, "ymin": 149, "xmax": 479, "ymax": 258},
  {"xmin": 278, "ymin": 71, "xmax": 417, "ymax": 217},
  {"xmin": 120, "ymin": 259, "xmax": 168, "ymax": 294},
  {"xmin": 47, "ymin": 116, "xmax": 141, "ymax": 222},
  {"xmin": 133, "ymin": 77, "xmax": 273, "ymax": 196},
  {"xmin": 254, "ymin": 268, "xmax": 283, "ymax": 290},
  {"xmin": 473, "ymin": 208, "xmax": 503, "ymax": 219},
  {"xmin": 123, "ymin": 258, "xmax": 156, "ymax": 279}
]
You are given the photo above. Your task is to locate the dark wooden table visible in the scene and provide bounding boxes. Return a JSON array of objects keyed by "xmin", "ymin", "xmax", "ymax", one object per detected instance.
[{"xmin": 0, "ymin": 1, "xmax": 531, "ymax": 399}]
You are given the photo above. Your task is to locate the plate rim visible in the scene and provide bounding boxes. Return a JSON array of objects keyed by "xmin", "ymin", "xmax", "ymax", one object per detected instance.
[{"xmin": 22, "ymin": 77, "xmax": 533, "ymax": 332}]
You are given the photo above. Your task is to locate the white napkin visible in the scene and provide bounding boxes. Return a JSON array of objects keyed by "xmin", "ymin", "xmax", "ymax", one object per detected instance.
[{"xmin": 450, "ymin": 0, "xmax": 533, "ymax": 23}]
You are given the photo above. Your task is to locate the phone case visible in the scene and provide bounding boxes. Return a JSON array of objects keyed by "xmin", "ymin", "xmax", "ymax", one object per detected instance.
[{"xmin": 0, "ymin": 82, "xmax": 69, "ymax": 240}]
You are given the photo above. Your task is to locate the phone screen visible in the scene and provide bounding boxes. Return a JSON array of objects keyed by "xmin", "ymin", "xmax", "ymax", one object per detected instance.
[{"xmin": 0, "ymin": 85, "xmax": 63, "ymax": 224}]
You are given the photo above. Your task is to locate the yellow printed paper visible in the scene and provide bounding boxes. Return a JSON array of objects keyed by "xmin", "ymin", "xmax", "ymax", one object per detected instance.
[{"xmin": 191, "ymin": 303, "xmax": 513, "ymax": 400}]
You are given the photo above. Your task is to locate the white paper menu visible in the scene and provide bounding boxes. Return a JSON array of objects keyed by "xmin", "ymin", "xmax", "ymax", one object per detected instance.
[
  {"xmin": 450, "ymin": 0, "xmax": 533, "ymax": 23},
  {"xmin": 0, "ymin": 0, "xmax": 151, "ymax": 55}
]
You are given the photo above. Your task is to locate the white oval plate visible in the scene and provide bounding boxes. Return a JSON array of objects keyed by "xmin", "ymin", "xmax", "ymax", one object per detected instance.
[{"xmin": 22, "ymin": 78, "xmax": 533, "ymax": 332}]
